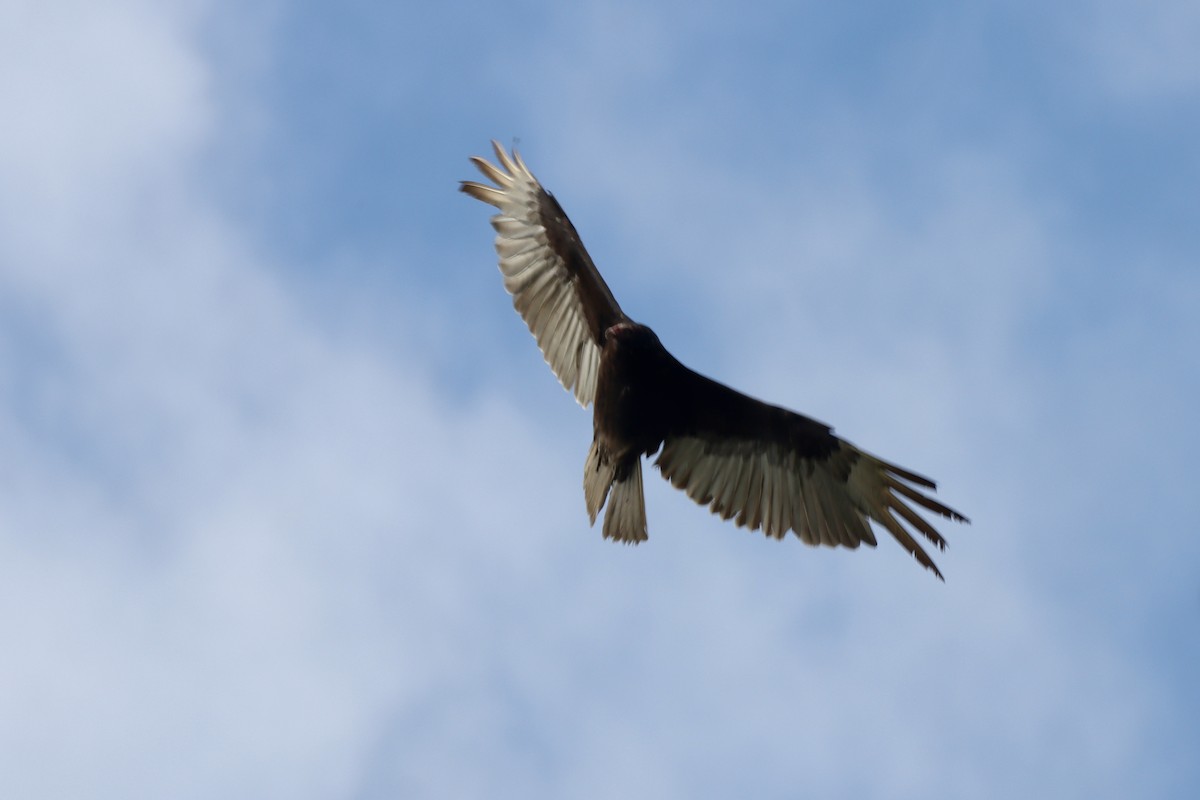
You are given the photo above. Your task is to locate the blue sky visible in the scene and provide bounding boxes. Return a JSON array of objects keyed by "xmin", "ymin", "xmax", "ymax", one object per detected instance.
[{"xmin": 1, "ymin": 1, "xmax": 1197, "ymax": 797}]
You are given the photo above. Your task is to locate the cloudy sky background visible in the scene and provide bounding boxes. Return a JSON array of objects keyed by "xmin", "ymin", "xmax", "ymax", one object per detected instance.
[{"xmin": 1, "ymin": 1, "xmax": 1197, "ymax": 797}]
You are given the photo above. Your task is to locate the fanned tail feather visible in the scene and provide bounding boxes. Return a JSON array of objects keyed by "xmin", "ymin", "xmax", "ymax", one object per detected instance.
[
  {"xmin": 584, "ymin": 439, "xmax": 615, "ymax": 524},
  {"xmin": 603, "ymin": 459, "xmax": 648, "ymax": 544}
]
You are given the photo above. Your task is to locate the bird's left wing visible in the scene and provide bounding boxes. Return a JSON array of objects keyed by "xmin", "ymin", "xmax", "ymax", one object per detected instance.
[
  {"xmin": 656, "ymin": 368, "xmax": 968, "ymax": 579},
  {"xmin": 461, "ymin": 141, "xmax": 627, "ymax": 407}
]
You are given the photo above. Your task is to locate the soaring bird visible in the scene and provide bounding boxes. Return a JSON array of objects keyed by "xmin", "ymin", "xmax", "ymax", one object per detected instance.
[{"xmin": 462, "ymin": 141, "xmax": 968, "ymax": 579}]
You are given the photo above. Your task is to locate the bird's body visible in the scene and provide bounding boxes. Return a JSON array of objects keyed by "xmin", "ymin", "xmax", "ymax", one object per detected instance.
[
  {"xmin": 594, "ymin": 323, "xmax": 673, "ymax": 464},
  {"xmin": 462, "ymin": 141, "xmax": 968, "ymax": 578}
]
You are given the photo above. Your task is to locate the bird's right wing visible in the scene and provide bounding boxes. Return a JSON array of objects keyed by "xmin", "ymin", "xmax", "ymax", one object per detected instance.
[{"xmin": 462, "ymin": 141, "xmax": 627, "ymax": 407}]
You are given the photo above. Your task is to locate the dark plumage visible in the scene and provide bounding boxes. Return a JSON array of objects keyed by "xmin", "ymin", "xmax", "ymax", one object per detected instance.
[{"xmin": 462, "ymin": 141, "xmax": 968, "ymax": 579}]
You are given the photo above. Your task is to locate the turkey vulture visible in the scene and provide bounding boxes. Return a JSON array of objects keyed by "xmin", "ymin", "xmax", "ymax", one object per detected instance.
[{"xmin": 462, "ymin": 141, "xmax": 968, "ymax": 579}]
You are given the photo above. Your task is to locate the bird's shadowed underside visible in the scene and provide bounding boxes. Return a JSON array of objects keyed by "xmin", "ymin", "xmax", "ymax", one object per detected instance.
[{"xmin": 461, "ymin": 141, "xmax": 968, "ymax": 579}]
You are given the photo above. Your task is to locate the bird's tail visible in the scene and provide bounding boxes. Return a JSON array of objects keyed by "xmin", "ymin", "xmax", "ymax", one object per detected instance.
[
  {"xmin": 584, "ymin": 440, "xmax": 648, "ymax": 543},
  {"xmin": 584, "ymin": 439, "xmax": 614, "ymax": 524}
]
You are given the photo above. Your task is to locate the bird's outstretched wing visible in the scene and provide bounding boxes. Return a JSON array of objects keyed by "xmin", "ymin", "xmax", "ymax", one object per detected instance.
[
  {"xmin": 656, "ymin": 366, "xmax": 968, "ymax": 579},
  {"xmin": 461, "ymin": 141, "xmax": 627, "ymax": 407}
]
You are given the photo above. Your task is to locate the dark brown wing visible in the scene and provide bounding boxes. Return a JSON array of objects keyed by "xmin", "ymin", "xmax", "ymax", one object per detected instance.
[
  {"xmin": 461, "ymin": 141, "xmax": 627, "ymax": 407},
  {"xmin": 656, "ymin": 367, "xmax": 968, "ymax": 579}
]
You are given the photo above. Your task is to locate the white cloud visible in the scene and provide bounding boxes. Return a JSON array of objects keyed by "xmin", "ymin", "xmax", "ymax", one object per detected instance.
[
  {"xmin": 0, "ymin": 0, "xmax": 209, "ymax": 226},
  {"xmin": 0, "ymin": 2, "xmax": 548, "ymax": 797}
]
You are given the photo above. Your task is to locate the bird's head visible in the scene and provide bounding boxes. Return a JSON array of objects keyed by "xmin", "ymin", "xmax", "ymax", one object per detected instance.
[{"xmin": 605, "ymin": 321, "xmax": 660, "ymax": 350}]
